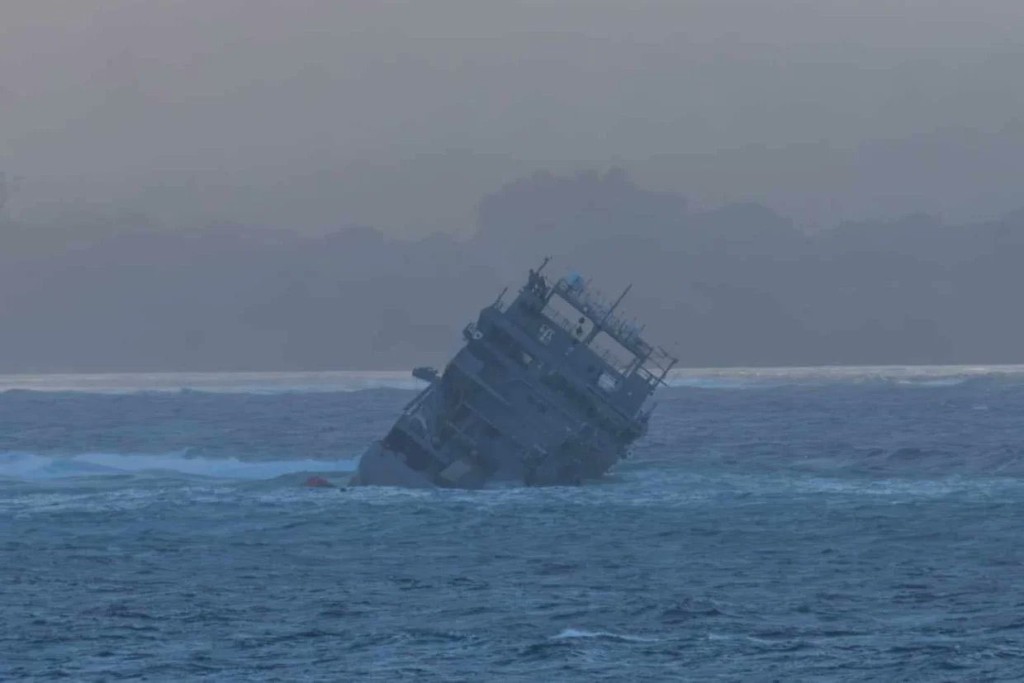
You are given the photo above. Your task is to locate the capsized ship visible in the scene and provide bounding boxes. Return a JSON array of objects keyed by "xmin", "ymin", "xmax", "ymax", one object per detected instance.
[{"xmin": 351, "ymin": 259, "xmax": 677, "ymax": 488}]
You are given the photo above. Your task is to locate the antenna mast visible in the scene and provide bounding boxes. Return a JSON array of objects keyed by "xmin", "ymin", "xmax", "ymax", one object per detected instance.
[{"xmin": 585, "ymin": 283, "xmax": 632, "ymax": 343}]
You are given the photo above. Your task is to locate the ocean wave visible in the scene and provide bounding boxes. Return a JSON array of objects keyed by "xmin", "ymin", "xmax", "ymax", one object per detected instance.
[
  {"xmin": 4, "ymin": 365, "xmax": 1024, "ymax": 395},
  {"xmin": 665, "ymin": 365, "xmax": 1024, "ymax": 389},
  {"xmin": 0, "ymin": 371, "xmax": 422, "ymax": 395},
  {"xmin": 551, "ymin": 628, "xmax": 659, "ymax": 643},
  {"xmin": 0, "ymin": 451, "xmax": 355, "ymax": 481}
]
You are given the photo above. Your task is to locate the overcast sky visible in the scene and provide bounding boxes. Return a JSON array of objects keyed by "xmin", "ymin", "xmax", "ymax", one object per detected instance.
[{"xmin": 3, "ymin": 0, "xmax": 1024, "ymax": 234}]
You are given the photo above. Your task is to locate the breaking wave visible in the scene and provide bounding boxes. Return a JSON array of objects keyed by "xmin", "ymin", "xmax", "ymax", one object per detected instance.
[
  {"xmin": 0, "ymin": 451, "xmax": 355, "ymax": 481},
  {"xmin": 0, "ymin": 371, "xmax": 421, "ymax": 395},
  {"xmin": 5, "ymin": 365, "xmax": 1024, "ymax": 681},
  {"xmin": 4, "ymin": 365, "xmax": 1024, "ymax": 395},
  {"xmin": 551, "ymin": 628, "xmax": 660, "ymax": 643},
  {"xmin": 663, "ymin": 364, "xmax": 1024, "ymax": 389}
]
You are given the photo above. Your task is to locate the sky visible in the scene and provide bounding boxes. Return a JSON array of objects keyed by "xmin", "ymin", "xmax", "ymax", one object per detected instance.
[{"xmin": 3, "ymin": 0, "xmax": 1024, "ymax": 235}]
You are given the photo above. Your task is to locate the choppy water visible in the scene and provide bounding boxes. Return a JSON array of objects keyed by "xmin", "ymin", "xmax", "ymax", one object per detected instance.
[{"xmin": 3, "ymin": 368, "xmax": 1024, "ymax": 681}]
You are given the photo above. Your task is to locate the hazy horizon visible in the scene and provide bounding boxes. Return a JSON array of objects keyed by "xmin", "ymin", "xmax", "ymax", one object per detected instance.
[
  {"xmin": 3, "ymin": 2, "xmax": 1024, "ymax": 372},
  {"xmin": 4, "ymin": 1, "xmax": 1024, "ymax": 235},
  {"xmin": 4, "ymin": 166, "xmax": 1024, "ymax": 372}
]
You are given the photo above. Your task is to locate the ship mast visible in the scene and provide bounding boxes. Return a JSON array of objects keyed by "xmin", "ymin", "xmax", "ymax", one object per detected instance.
[{"xmin": 584, "ymin": 283, "xmax": 632, "ymax": 344}]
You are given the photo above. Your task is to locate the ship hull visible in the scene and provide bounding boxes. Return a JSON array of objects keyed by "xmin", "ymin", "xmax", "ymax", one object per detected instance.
[
  {"xmin": 350, "ymin": 438, "xmax": 614, "ymax": 488},
  {"xmin": 349, "ymin": 263, "xmax": 673, "ymax": 490},
  {"xmin": 349, "ymin": 442, "xmax": 436, "ymax": 488}
]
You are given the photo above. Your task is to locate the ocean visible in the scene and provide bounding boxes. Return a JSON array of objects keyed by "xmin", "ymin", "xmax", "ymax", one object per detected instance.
[{"xmin": 2, "ymin": 367, "xmax": 1024, "ymax": 681}]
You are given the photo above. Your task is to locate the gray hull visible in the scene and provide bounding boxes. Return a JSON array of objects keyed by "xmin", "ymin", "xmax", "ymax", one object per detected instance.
[
  {"xmin": 351, "ymin": 441, "xmax": 583, "ymax": 489},
  {"xmin": 349, "ymin": 442, "xmax": 435, "ymax": 488},
  {"xmin": 351, "ymin": 262, "xmax": 675, "ymax": 489}
]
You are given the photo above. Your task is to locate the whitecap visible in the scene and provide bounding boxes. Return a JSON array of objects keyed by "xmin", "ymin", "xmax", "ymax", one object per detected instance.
[
  {"xmin": 0, "ymin": 451, "xmax": 355, "ymax": 481},
  {"xmin": 665, "ymin": 364, "xmax": 1024, "ymax": 389},
  {"xmin": 0, "ymin": 370, "xmax": 421, "ymax": 395},
  {"xmin": 551, "ymin": 628, "xmax": 659, "ymax": 643},
  {"xmin": 5, "ymin": 364, "xmax": 1024, "ymax": 396}
]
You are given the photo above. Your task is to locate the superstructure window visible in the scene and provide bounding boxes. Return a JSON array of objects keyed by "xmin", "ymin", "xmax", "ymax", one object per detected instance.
[{"xmin": 598, "ymin": 372, "xmax": 620, "ymax": 392}]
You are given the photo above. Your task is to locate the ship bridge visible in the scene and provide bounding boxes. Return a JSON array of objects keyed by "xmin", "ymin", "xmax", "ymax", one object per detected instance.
[
  {"xmin": 540, "ymin": 269, "xmax": 676, "ymax": 389},
  {"xmin": 353, "ymin": 259, "xmax": 678, "ymax": 489}
]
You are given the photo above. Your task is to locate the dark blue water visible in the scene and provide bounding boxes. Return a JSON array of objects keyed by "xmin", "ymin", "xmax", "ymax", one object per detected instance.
[{"xmin": 3, "ymin": 370, "xmax": 1024, "ymax": 680}]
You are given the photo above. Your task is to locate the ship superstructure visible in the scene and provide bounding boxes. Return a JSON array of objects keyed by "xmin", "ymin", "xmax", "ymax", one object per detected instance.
[{"xmin": 351, "ymin": 259, "xmax": 676, "ymax": 488}]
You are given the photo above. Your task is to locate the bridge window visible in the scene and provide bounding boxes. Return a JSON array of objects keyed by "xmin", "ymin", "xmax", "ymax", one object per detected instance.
[
  {"xmin": 589, "ymin": 331, "xmax": 636, "ymax": 374},
  {"xmin": 542, "ymin": 292, "xmax": 594, "ymax": 338},
  {"xmin": 597, "ymin": 371, "xmax": 620, "ymax": 392}
]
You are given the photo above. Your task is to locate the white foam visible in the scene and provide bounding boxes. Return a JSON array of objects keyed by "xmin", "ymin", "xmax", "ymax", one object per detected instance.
[
  {"xmin": 0, "ymin": 371, "xmax": 421, "ymax": 394},
  {"xmin": 0, "ymin": 451, "xmax": 355, "ymax": 481},
  {"xmin": 552, "ymin": 628, "xmax": 659, "ymax": 643},
  {"xmin": 665, "ymin": 364, "xmax": 1024, "ymax": 388},
  {"xmin": 3, "ymin": 365, "xmax": 1023, "ymax": 395}
]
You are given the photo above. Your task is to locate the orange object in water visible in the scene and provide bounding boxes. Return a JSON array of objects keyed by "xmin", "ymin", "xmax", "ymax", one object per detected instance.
[{"xmin": 304, "ymin": 476, "xmax": 333, "ymax": 488}]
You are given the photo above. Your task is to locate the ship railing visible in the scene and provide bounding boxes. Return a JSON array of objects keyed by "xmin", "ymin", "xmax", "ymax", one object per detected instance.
[
  {"xmin": 649, "ymin": 347, "xmax": 678, "ymax": 373},
  {"xmin": 634, "ymin": 349, "xmax": 678, "ymax": 387},
  {"xmin": 554, "ymin": 279, "xmax": 610, "ymax": 319},
  {"xmin": 541, "ymin": 307, "xmax": 578, "ymax": 336},
  {"xmin": 636, "ymin": 365, "xmax": 660, "ymax": 387},
  {"xmin": 553, "ymin": 278, "xmax": 653, "ymax": 358},
  {"xmin": 550, "ymin": 276, "xmax": 678, "ymax": 382},
  {"xmin": 539, "ymin": 306, "xmax": 644, "ymax": 376},
  {"xmin": 595, "ymin": 348, "xmax": 632, "ymax": 376}
]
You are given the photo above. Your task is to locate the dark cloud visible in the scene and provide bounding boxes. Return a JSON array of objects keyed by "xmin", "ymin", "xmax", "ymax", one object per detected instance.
[
  {"xmin": 3, "ymin": 1, "xmax": 1024, "ymax": 232},
  {"xmin": 3, "ymin": 3, "xmax": 1024, "ymax": 369},
  {"xmin": 3, "ymin": 169, "xmax": 1024, "ymax": 371}
]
